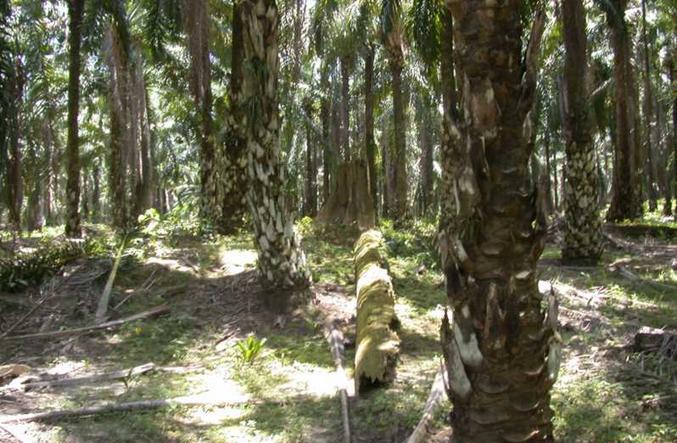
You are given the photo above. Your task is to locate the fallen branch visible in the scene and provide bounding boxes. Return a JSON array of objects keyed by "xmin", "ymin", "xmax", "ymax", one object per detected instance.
[
  {"xmin": 405, "ymin": 363, "xmax": 447, "ymax": 443},
  {"xmin": 325, "ymin": 320, "xmax": 351, "ymax": 443},
  {"xmin": 95, "ymin": 235, "xmax": 127, "ymax": 323},
  {"xmin": 0, "ymin": 304, "xmax": 170, "ymax": 341},
  {"xmin": 0, "ymin": 393, "xmax": 256, "ymax": 424},
  {"xmin": 15, "ymin": 363, "xmax": 156, "ymax": 391},
  {"xmin": 614, "ymin": 266, "xmax": 677, "ymax": 293}
]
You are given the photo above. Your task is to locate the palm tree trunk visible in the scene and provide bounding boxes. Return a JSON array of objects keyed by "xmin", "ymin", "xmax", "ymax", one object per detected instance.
[
  {"xmin": 440, "ymin": 4, "xmax": 557, "ymax": 440},
  {"xmin": 240, "ymin": 0, "xmax": 310, "ymax": 292},
  {"xmin": 321, "ymin": 62, "xmax": 332, "ymax": 204},
  {"xmin": 417, "ymin": 96, "xmax": 434, "ymax": 215},
  {"xmin": 640, "ymin": 0, "xmax": 658, "ymax": 211},
  {"xmin": 364, "ymin": 45, "xmax": 377, "ymax": 213},
  {"xmin": 606, "ymin": 0, "xmax": 643, "ymax": 221},
  {"xmin": 390, "ymin": 58, "xmax": 407, "ymax": 221},
  {"xmin": 561, "ymin": 0, "xmax": 603, "ymax": 263},
  {"xmin": 439, "ymin": 7, "xmax": 460, "ymax": 235},
  {"xmin": 65, "ymin": 0, "xmax": 84, "ymax": 237},
  {"xmin": 216, "ymin": 0, "xmax": 249, "ymax": 234},
  {"xmin": 107, "ymin": 23, "xmax": 128, "ymax": 229},
  {"xmin": 666, "ymin": 58, "xmax": 676, "ymax": 216},
  {"xmin": 184, "ymin": 0, "xmax": 218, "ymax": 223},
  {"xmin": 340, "ymin": 56, "xmax": 351, "ymax": 162},
  {"xmin": 304, "ymin": 98, "xmax": 317, "ymax": 216}
]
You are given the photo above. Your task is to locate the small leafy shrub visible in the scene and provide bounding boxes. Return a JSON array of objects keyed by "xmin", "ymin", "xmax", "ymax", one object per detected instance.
[{"xmin": 235, "ymin": 335, "xmax": 267, "ymax": 364}]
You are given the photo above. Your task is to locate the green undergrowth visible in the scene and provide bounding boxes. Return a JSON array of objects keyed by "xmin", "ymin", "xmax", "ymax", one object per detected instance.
[{"xmin": 2, "ymin": 215, "xmax": 675, "ymax": 442}]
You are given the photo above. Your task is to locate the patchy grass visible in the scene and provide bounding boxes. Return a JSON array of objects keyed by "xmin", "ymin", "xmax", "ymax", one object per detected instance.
[{"xmin": 1, "ymin": 216, "xmax": 675, "ymax": 442}]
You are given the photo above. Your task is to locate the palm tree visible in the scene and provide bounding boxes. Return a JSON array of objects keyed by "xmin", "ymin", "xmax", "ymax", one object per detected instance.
[
  {"xmin": 603, "ymin": 0, "xmax": 643, "ymax": 221},
  {"xmin": 64, "ymin": 0, "xmax": 85, "ymax": 237},
  {"xmin": 381, "ymin": 0, "xmax": 407, "ymax": 220},
  {"xmin": 183, "ymin": 0, "xmax": 218, "ymax": 224},
  {"xmin": 218, "ymin": 0, "xmax": 248, "ymax": 234},
  {"xmin": 561, "ymin": 0, "xmax": 603, "ymax": 263},
  {"xmin": 439, "ymin": 3, "xmax": 558, "ymax": 440},
  {"xmin": 240, "ymin": 0, "xmax": 311, "ymax": 291}
]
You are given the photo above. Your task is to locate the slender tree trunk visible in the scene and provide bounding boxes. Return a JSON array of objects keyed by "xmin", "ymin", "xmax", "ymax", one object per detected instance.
[
  {"xmin": 418, "ymin": 97, "xmax": 434, "ymax": 216},
  {"xmin": 561, "ymin": 0, "xmax": 603, "ymax": 263},
  {"xmin": 340, "ymin": 56, "xmax": 351, "ymax": 162},
  {"xmin": 136, "ymin": 70, "xmax": 153, "ymax": 215},
  {"xmin": 240, "ymin": 0, "xmax": 310, "ymax": 292},
  {"xmin": 390, "ymin": 59, "xmax": 407, "ymax": 221},
  {"xmin": 184, "ymin": 0, "xmax": 218, "ymax": 223},
  {"xmin": 606, "ymin": 0, "xmax": 643, "ymax": 221},
  {"xmin": 321, "ymin": 62, "xmax": 332, "ymax": 205},
  {"xmin": 669, "ymin": 57, "xmax": 676, "ymax": 216},
  {"xmin": 6, "ymin": 56, "xmax": 24, "ymax": 232},
  {"xmin": 107, "ymin": 24, "xmax": 128, "ymax": 229},
  {"xmin": 91, "ymin": 160, "xmax": 101, "ymax": 222},
  {"xmin": 364, "ymin": 45, "xmax": 377, "ymax": 212},
  {"xmin": 65, "ymin": 0, "xmax": 84, "ymax": 237},
  {"xmin": 440, "ymin": 4, "xmax": 557, "ymax": 440},
  {"xmin": 640, "ymin": 0, "xmax": 658, "ymax": 211},
  {"xmin": 304, "ymin": 99, "xmax": 317, "ymax": 216}
]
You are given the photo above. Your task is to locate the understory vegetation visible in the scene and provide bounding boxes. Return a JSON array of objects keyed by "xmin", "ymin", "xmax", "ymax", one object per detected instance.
[{"xmin": 1, "ymin": 208, "xmax": 675, "ymax": 442}]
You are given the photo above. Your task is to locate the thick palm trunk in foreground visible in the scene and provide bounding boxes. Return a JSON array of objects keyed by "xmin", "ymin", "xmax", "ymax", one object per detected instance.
[
  {"xmin": 439, "ymin": 3, "xmax": 559, "ymax": 441},
  {"xmin": 561, "ymin": 0, "xmax": 603, "ymax": 263},
  {"xmin": 240, "ymin": 0, "xmax": 311, "ymax": 291}
]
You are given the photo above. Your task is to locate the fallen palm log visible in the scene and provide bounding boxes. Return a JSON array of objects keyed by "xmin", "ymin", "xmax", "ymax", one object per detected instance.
[
  {"xmin": 354, "ymin": 231, "xmax": 399, "ymax": 394},
  {"xmin": 405, "ymin": 364, "xmax": 447, "ymax": 443},
  {"xmin": 0, "ymin": 393, "xmax": 258, "ymax": 424},
  {"xmin": 325, "ymin": 320, "xmax": 352, "ymax": 443},
  {"xmin": 95, "ymin": 236, "xmax": 127, "ymax": 323},
  {"xmin": 0, "ymin": 304, "xmax": 170, "ymax": 341}
]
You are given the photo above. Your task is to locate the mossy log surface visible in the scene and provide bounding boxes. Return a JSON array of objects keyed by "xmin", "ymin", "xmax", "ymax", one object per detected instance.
[{"xmin": 354, "ymin": 230, "xmax": 399, "ymax": 394}]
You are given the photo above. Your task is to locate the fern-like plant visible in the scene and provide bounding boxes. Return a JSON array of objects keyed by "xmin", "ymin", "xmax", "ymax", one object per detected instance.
[{"xmin": 235, "ymin": 336, "xmax": 267, "ymax": 364}]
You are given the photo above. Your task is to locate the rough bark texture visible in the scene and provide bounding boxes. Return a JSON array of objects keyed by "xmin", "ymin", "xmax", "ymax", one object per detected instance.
[
  {"xmin": 383, "ymin": 4, "xmax": 407, "ymax": 221},
  {"xmin": 64, "ymin": 0, "xmax": 84, "ymax": 236},
  {"xmin": 417, "ymin": 96, "xmax": 435, "ymax": 216},
  {"xmin": 439, "ymin": 3, "xmax": 558, "ymax": 441},
  {"xmin": 304, "ymin": 98, "xmax": 317, "ymax": 216},
  {"xmin": 640, "ymin": 0, "xmax": 658, "ymax": 211},
  {"xmin": 438, "ymin": 7, "xmax": 459, "ymax": 238},
  {"xmin": 561, "ymin": 0, "xmax": 603, "ymax": 263},
  {"xmin": 241, "ymin": 0, "xmax": 311, "ymax": 291},
  {"xmin": 390, "ymin": 59, "xmax": 407, "ymax": 221},
  {"xmin": 317, "ymin": 160, "xmax": 375, "ymax": 229},
  {"xmin": 5, "ymin": 57, "xmax": 22, "ymax": 231},
  {"xmin": 184, "ymin": 0, "xmax": 219, "ymax": 224},
  {"xmin": 667, "ymin": 57, "xmax": 676, "ymax": 217},
  {"xmin": 354, "ymin": 230, "xmax": 399, "ymax": 393},
  {"xmin": 364, "ymin": 45, "xmax": 377, "ymax": 211},
  {"xmin": 321, "ymin": 62, "xmax": 332, "ymax": 204},
  {"xmin": 340, "ymin": 56, "xmax": 351, "ymax": 162},
  {"xmin": 606, "ymin": 0, "xmax": 643, "ymax": 222},
  {"xmin": 107, "ymin": 23, "xmax": 129, "ymax": 229},
  {"xmin": 217, "ymin": 1, "xmax": 248, "ymax": 234}
]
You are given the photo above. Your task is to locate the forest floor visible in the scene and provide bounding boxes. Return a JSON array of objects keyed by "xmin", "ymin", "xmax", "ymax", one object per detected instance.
[{"xmin": 0, "ymin": 213, "xmax": 675, "ymax": 442}]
